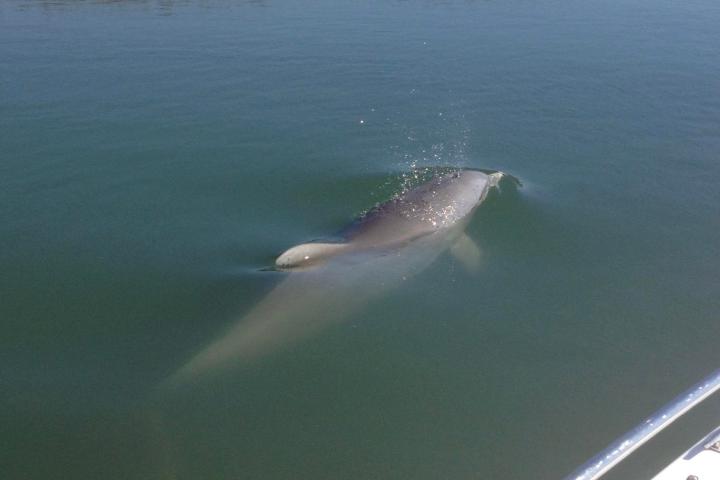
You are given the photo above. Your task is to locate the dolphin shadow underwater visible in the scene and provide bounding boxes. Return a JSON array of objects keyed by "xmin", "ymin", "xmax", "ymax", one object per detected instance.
[{"xmin": 167, "ymin": 168, "xmax": 518, "ymax": 386}]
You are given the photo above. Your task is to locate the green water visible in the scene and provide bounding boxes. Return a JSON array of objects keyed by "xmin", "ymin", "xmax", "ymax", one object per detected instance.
[{"xmin": 2, "ymin": 1, "xmax": 720, "ymax": 479}]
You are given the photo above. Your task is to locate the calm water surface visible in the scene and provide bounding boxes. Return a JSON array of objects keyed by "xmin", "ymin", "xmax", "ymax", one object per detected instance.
[{"xmin": 2, "ymin": 1, "xmax": 720, "ymax": 479}]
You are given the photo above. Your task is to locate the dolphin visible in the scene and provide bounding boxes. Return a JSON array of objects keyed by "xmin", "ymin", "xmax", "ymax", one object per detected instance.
[{"xmin": 168, "ymin": 168, "xmax": 509, "ymax": 385}]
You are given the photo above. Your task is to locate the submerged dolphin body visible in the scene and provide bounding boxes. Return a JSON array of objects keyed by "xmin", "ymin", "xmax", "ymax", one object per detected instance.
[{"xmin": 169, "ymin": 169, "xmax": 507, "ymax": 384}]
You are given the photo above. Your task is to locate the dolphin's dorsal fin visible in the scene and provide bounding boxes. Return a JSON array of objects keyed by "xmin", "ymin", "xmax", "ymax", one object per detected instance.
[
  {"xmin": 450, "ymin": 233, "xmax": 482, "ymax": 273},
  {"xmin": 275, "ymin": 242, "xmax": 349, "ymax": 270}
]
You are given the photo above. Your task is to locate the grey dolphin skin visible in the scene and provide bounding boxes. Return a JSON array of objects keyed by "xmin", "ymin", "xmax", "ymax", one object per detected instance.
[{"xmin": 168, "ymin": 169, "xmax": 508, "ymax": 385}]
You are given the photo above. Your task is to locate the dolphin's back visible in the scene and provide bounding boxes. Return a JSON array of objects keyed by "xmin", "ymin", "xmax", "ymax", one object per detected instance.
[
  {"xmin": 276, "ymin": 169, "xmax": 499, "ymax": 269},
  {"xmin": 342, "ymin": 170, "xmax": 493, "ymax": 249}
]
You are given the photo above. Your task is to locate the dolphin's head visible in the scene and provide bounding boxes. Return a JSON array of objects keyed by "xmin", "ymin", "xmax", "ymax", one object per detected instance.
[
  {"xmin": 400, "ymin": 169, "xmax": 502, "ymax": 227},
  {"xmin": 275, "ymin": 242, "xmax": 349, "ymax": 270},
  {"xmin": 452, "ymin": 169, "xmax": 492, "ymax": 193}
]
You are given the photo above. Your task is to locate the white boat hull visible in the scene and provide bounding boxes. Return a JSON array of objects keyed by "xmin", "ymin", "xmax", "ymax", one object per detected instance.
[{"xmin": 652, "ymin": 426, "xmax": 720, "ymax": 480}]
